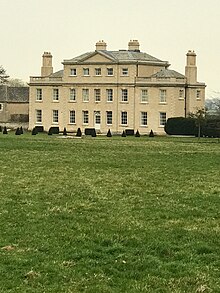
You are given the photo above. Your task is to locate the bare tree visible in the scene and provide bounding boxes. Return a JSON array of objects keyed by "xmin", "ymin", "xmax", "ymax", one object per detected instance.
[
  {"xmin": 0, "ymin": 66, "xmax": 9, "ymax": 84},
  {"xmin": 7, "ymin": 78, "xmax": 27, "ymax": 87},
  {"xmin": 188, "ymin": 108, "xmax": 206, "ymax": 139}
]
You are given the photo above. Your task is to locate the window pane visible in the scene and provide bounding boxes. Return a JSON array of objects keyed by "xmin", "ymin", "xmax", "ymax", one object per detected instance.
[
  {"xmin": 70, "ymin": 89, "xmax": 76, "ymax": 101},
  {"xmin": 53, "ymin": 89, "xmax": 59, "ymax": 101},
  {"xmin": 141, "ymin": 112, "xmax": 147, "ymax": 125},
  {"xmin": 106, "ymin": 111, "xmax": 112, "ymax": 124},
  {"xmin": 122, "ymin": 68, "xmax": 128, "ymax": 75},
  {"xmin": 106, "ymin": 89, "xmax": 113, "ymax": 102},
  {"xmin": 121, "ymin": 112, "xmax": 127, "ymax": 125},
  {"xmin": 121, "ymin": 89, "xmax": 128, "ymax": 102},
  {"xmin": 36, "ymin": 109, "xmax": 42, "ymax": 122},
  {"xmin": 53, "ymin": 110, "xmax": 58, "ymax": 123},
  {"xmin": 95, "ymin": 111, "xmax": 101, "ymax": 124},
  {"xmin": 82, "ymin": 89, "xmax": 89, "ymax": 102},
  {"xmin": 95, "ymin": 68, "xmax": 101, "ymax": 76},
  {"xmin": 141, "ymin": 89, "xmax": 148, "ymax": 102},
  {"xmin": 159, "ymin": 112, "xmax": 166, "ymax": 126},
  {"xmin": 160, "ymin": 89, "xmax": 166, "ymax": 103},
  {"xmin": 83, "ymin": 68, "xmax": 89, "ymax": 76},
  {"xmin": 70, "ymin": 68, "xmax": 76, "ymax": 76},
  {"xmin": 94, "ymin": 89, "xmax": 101, "ymax": 102},
  {"xmin": 83, "ymin": 110, "xmax": 89, "ymax": 124},
  {"xmin": 107, "ymin": 68, "xmax": 113, "ymax": 76},
  {"xmin": 69, "ymin": 110, "xmax": 75, "ymax": 124},
  {"xmin": 36, "ymin": 89, "xmax": 42, "ymax": 101}
]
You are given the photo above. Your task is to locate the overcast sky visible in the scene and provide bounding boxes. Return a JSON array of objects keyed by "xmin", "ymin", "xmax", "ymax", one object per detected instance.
[{"xmin": 1, "ymin": 0, "xmax": 220, "ymax": 97}]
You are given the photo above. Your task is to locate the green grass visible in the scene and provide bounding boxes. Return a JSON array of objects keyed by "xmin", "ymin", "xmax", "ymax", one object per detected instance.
[{"xmin": 0, "ymin": 133, "xmax": 220, "ymax": 292}]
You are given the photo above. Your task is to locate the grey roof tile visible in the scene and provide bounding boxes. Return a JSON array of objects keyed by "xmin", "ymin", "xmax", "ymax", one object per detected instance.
[{"xmin": 151, "ymin": 69, "xmax": 185, "ymax": 78}]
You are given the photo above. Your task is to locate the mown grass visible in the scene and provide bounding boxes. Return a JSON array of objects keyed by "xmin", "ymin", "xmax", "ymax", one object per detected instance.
[{"xmin": 0, "ymin": 133, "xmax": 219, "ymax": 292}]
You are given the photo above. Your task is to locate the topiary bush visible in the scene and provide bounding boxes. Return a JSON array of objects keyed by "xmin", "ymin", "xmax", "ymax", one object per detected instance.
[
  {"xmin": 20, "ymin": 126, "xmax": 23, "ymax": 134},
  {"xmin": 0, "ymin": 126, "xmax": 2, "ymax": 132},
  {"xmin": 76, "ymin": 128, "xmax": 82, "ymax": 137},
  {"xmin": 3, "ymin": 126, "xmax": 8, "ymax": 134},
  {"xmin": 15, "ymin": 127, "xmax": 21, "ymax": 135},
  {"xmin": 32, "ymin": 127, "xmax": 38, "ymax": 135},
  {"xmin": 91, "ymin": 129, "xmax": 96, "ymax": 137},
  {"xmin": 121, "ymin": 130, "xmax": 126, "ymax": 137},
  {"xmin": 149, "ymin": 129, "xmax": 155, "ymax": 137},
  {"xmin": 49, "ymin": 127, "xmax": 59, "ymax": 134},
  {"xmin": 135, "ymin": 130, "xmax": 140, "ymax": 137},
  {"xmin": 63, "ymin": 127, "xmax": 67, "ymax": 136},
  {"xmin": 107, "ymin": 129, "xmax": 112, "ymax": 137}
]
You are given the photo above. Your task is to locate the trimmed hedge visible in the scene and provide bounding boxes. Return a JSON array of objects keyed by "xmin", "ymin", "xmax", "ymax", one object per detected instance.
[
  {"xmin": 49, "ymin": 127, "xmax": 59, "ymax": 134},
  {"xmin": 85, "ymin": 128, "xmax": 96, "ymax": 136},
  {"xmin": 35, "ymin": 126, "xmax": 44, "ymax": 133},
  {"xmin": 125, "ymin": 129, "xmax": 134, "ymax": 136},
  {"xmin": 165, "ymin": 117, "xmax": 197, "ymax": 135}
]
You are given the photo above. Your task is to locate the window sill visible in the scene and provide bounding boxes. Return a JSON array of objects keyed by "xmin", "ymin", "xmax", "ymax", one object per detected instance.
[
  {"xmin": 68, "ymin": 100, "xmax": 76, "ymax": 103},
  {"xmin": 120, "ymin": 101, "xmax": 129, "ymax": 104},
  {"xmin": 68, "ymin": 123, "xmax": 76, "ymax": 125},
  {"xmin": 69, "ymin": 75, "xmax": 77, "ymax": 77},
  {"xmin": 35, "ymin": 100, "xmax": 43, "ymax": 102},
  {"xmin": 159, "ymin": 102, "xmax": 167, "ymax": 105},
  {"xmin": 140, "ymin": 101, "xmax": 149, "ymax": 104},
  {"xmin": 52, "ymin": 100, "xmax": 59, "ymax": 102},
  {"xmin": 120, "ymin": 124, "xmax": 128, "ymax": 127},
  {"xmin": 140, "ymin": 125, "xmax": 148, "ymax": 127}
]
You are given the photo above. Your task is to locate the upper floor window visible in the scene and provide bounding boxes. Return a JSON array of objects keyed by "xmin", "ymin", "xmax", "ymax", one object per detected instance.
[
  {"xmin": 36, "ymin": 88, "xmax": 42, "ymax": 101},
  {"xmin": 196, "ymin": 90, "xmax": 201, "ymax": 100},
  {"xmin": 179, "ymin": 89, "xmax": 184, "ymax": 99},
  {"xmin": 122, "ymin": 68, "xmax": 128, "ymax": 76},
  {"xmin": 69, "ymin": 88, "xmax": 76, "ymax": 101},
  {"xmin": 121, "ymin": 89, "xmax": 128, "ymax": 102},
  {"xmin": 82, "ymin": 89, "xmax": 89, "ymax": 102},
  {"xmin": 36, "ymin": 109, "xmax": 42, "ymax": 123},
  {"xmin": 69, "ymin": 110, "xmax": 76, "ymax": 124},
  {"xmin": 121, "ymin": 111, "xmax": 128, "ymax": 125},
  {"xmin": 159, "ymin": 112, "xmax": 166, "ymax": 126},
  {"xmin": 159, "ymin": 89, "xmax": 166, "ymax": 103},
  {"xmin": 70, "ymin": 68, "xmax": 77, "ymax": 76},
  {"xmin": 141, "ymin": 112, "xmax": 148, "ymax": 126},
  {"xmin": 141, "ymin": 89, "xmax": 148, "ymax": 103},
  {"xmin": 52, "ymin": 110, "xmax": 59, "ymax": 123},
  {"xmin": 83, "ymin": 68, "xmax": 89, "ymax": 76},
  {"xmin": 107, "ymin": 68, "xmax": 113, "ymax": 76},
  {"xmin": 95, "ymin": 68, "xmax": 101, "ymax": 76},
  {"xmin": 53, "ymin": 88, "xmax": 59, "ymax": 101},
  {"xmin": 94, "ymin": 89, "xmax": 101, "ymax": 102},
  {"xmin": 106, "ymin": 89, "xmax": 113, "ymax": 102}
]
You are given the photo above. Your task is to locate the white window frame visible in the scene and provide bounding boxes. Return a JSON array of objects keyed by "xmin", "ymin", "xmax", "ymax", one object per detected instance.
[
  {"xmin": 106, "ymin": 111, "xmax": 112, "ymax": 125},
  {"xmin": 53, "ymin": 88, "xmax": 59, "ymax": 101},
  {"xmin": 121, "ymin": 111, "xmax": 128, "ymax": 125},
  {"xmin": 82, "ymin": 89, "xmax": 89, "ymax": 102},
  {"xmin": 36, "ymin": 109, "xmax": 42, "ymax": 123},
  {"xmin": 83, "ymin": 68, "xmax": 89, "ymax": 76},
  {"xmin": 159, "ymin": 112, "xmax": 166, "ymax": 127},
  {"xmin": 122, "ymin": 68, "xmax": 128, "ymax": 76},
  {"xmin": 106, "ymin": 89, "xmax": 113, "ymax": 102},
  {"xmin": 121, "ymin": 89, "xmax": 128, "ymax": 102},
  {"xmin": 141, "ymin": 112, "xmax": 148, "ymax": 126},
  {"xmin": 83, "ymin": 110, "xmax": 89, "ymax": 124},
  {"xmin": 141, "ymin": 89, "xmax": 148, "ymax": 103},
  {"xmin": 36, "ymin": 88, "xmax": 42, "ymax": 101},
  {"xmin": 69, "ymin": 110, "xmax": 75, "ymax": 124},
  {"xmin": 95, "ymin": 111, "xmax": 101, "ymax": 124},
  {"xmin": 69, "ymin": 88, "xmax": 76, "ymax": 101},
  {"xmin": 159, "ymin": 89, "xmax": 166, "ymax": 103},
  {"xmin": 95, "ymin": 68, "xmax": 101, "ymax": 76},
  {"xmin": 70, "ymin": 68, "xmax": 77, "ymax": 76},
  {"xmin": 52, "ymin": 110, "xmax": 59, "ymax": 124},
  {"xmin": 94, "ymin": 89, "xmax": 101, "ymax": 102},
  {"xmin": 107, "ymin": 68, "xmax": 113, "ymax": 76}
]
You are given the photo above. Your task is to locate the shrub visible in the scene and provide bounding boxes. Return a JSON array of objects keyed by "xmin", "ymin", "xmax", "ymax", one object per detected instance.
[
  {"xmin": 15, "ymin": 127, "xmax": 21, "ymax": 135},
  {"xmin": 76, "ymin": 128, "xmax": 82, "ymax": 137},
  {"xmin": 107, "ymin": 129, "xmax": 112, "ymax": 137},
  {"xmin": 48, "ymin": 127, "xmax": 59, "ymax": 134},
  {"xmin": 85, "ymin": 128, "xmax": 95, "ymax": 136},
  {"xmin": 121, "ymin": 130, "xmax": 126, "ymax": 137},
  {"xmin": 32, "ymin": 127, "xmax": 38, "ymax": 135},
  {"xmin": 20, "ymin": 126, "xmax": 23, "ymax": 134},
  {"xmin": 125, "ymin": 129, "xmax": 134, "ymax": 136},
  {"xmin": 0, "ymin": 126, "xmax": 2, "ymax": 132},
  {"xmin": 63, "ymin": 127, "xmax": 67, "ymax": 136},
  {"xmin": 149, "ymin": 129, "xmax": 155, "ymax": 137},
  {"xmin": 165, "ymin": 117, "xmax": 197, "ymax": 135},
  {"xmin": 48, "ymin": 128, "xmax": 53, "ymax": 135},
  {"xmin": 3, "ymin": 126, "xmax": 8, "ymax": 134},
  {"xmin": 91, "ymin": 129, "xmax": 96, "ymax": 137},
  {"xmin": 135, "ymin": 130, "xmax": 140, "ymax": 137}
]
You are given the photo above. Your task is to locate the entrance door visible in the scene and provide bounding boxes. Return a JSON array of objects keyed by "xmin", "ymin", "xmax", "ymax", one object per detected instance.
[{"xmin": 94, "ymin": 111, "xmax": 101, "ymax": 130}]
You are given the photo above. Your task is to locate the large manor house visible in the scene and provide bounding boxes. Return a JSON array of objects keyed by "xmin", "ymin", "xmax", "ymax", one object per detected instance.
[{"xmin": 28, "ymin": 40, "xmax": 205, "ymax": 134}]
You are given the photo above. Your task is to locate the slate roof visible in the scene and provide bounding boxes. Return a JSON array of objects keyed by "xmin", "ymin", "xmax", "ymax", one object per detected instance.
[
  {"xmin": 49, "ymin": 70, "xmax": 63, "ymax": 77},
  {"xmin": 0, "ymin": 85, "xmax": 29, "ymax": 102},
  {"xmin": 63, "ymin": 50, "xmax": 168, "ymax": 65},
  {"xmin": 151, "ymin": 69, "xmax": 185, "ymax": 79}
]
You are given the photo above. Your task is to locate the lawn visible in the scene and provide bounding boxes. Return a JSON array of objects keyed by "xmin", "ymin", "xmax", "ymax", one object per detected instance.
[{"xmin": 0, "ymin": 133, "xmax": 219, "ymax": 293}]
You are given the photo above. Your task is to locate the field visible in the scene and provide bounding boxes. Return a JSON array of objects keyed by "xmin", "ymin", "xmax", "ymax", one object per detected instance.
[{"xmin": 0, "ymin": 133, "xmax": 219, "ymax": 293}]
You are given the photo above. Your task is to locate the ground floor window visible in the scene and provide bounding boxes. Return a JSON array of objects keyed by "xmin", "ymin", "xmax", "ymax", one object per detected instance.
[
  {"xmin": 36, "ymin": 109, "xmax": 42, "ymax": 123},
  {"xmin": 159, "ymin": 112, "xmax": 166, "ymax": 126},
  {"xmin": 83, "ymin": 110, "xmax": 89, "ymax": 124},
  {"xmin": 106, "ymin": 111, "xmax": 112, "ymax": 125},
  {"xmin": 141, "ymin": 112, "xmax": 148, "ymax": 126},
  {"xmin": 121, "ymin": 111, "xmax": 127, "ymax": 125},
  {"xmin": 52, "ymin": 110, "xmax": 59, "ymax": 123},
  {"xmin": 0, "ymin": 103, "xmax": 3, "ymax": 111},
  {"xmin": 69, "ymin": 110, "xmax": 75, "ymax": 124}
]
